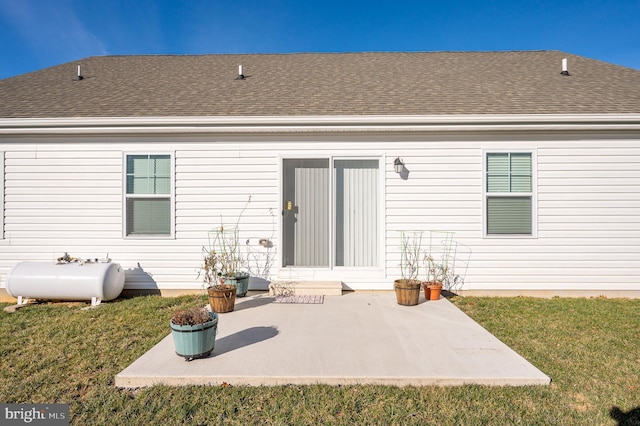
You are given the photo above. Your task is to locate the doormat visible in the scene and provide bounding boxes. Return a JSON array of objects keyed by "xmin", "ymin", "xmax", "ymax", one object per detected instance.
[{"xmin": 273, "ymin": 295, "xmax": 324, "ymax": 304}]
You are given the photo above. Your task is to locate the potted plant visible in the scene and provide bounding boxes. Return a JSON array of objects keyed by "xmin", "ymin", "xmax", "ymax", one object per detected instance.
[
  {"xmin": 204, "ymin": 197, "xmax": 252, "ymax": 299},
  {"xmin": 422, "ymin": 231, "xmax": 457, "ymax": 300},
  {"xmin": 202, "ymin": 245, "xmax": 238, "ymax": 313},
  {"xmin": 394, "ymin": 231, "xmax": 423, "ymax": 306},
  {"xmin": 170, "ymin": 305, "xmax": 219, "ymax": 361},
  {"xmin": 423, "ymin": 254, "xmax": 448, "ymax": 300},
  {"xmin": 209, "ymin": 226, "xmax": 250, "ymax": 297}
]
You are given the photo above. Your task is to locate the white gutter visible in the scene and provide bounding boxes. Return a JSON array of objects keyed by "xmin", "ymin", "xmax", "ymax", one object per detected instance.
[{"xmin": 1, "ymin": 114, "xmax": 640, "ymax": 135}]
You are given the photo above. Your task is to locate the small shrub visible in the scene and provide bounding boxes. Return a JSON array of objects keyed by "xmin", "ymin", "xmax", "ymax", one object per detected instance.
[{"xmin": 170, "ymin": 307, "xmax": 210, "ymax": 326}]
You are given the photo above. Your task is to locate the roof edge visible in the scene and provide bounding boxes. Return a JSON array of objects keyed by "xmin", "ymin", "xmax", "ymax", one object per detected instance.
[{"xmin": 2, "ymin": 114, "xmax": 640, "ymax": 135}]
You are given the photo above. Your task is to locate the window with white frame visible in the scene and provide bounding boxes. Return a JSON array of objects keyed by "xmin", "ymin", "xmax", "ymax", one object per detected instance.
[
  {"xmin": 124, "ymin": 154, "xmax": 173, "ymax": 237},
  {"xmin": 485, "ymin": 152, "xmax": 535, "ymax": 236}
]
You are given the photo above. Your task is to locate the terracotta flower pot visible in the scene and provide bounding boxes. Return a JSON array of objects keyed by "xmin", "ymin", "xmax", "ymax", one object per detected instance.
[{"xmin": 423, "ymin": 282, "xmax": 443, "ymax": 300}]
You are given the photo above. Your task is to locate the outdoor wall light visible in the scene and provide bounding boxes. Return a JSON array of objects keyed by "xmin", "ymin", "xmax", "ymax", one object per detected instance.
[{"xmin": 394, "ymin": 157, "xmax": 405, "ymax": 173}]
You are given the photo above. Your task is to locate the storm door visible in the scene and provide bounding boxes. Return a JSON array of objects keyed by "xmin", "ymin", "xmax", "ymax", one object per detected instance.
[{"xmin": 282, "ymin": 158, "xmax": 379, "ymax": 268}]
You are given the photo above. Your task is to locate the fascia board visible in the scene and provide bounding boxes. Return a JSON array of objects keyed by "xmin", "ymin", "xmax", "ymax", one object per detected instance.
[{"xmin": 1, "ymin": 114, "xmax": 640, "ymax": 135}]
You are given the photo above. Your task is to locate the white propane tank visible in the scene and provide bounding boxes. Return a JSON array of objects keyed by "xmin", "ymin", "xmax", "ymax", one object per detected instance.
[{"xmin": 6, "ymin": 261, "xmax": 125, "ymax": 306}]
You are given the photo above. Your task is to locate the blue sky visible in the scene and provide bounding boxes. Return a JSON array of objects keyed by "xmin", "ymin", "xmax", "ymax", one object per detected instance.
[{"xmin": 1, "ymin": 0, "xmax": 639, "ymax": 80}]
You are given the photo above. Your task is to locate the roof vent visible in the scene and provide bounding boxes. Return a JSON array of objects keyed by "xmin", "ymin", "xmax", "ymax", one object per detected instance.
[
  {"xmin": 77, "ymin": 65, "xmax": 84, "ymax": 80},
  {"xmin": 235, "ymin": 65, "xmax": 245, "ymax": 80},
  {"xmin": 560, "ymin": 58, "xmax": 570, "ymax": 76}
]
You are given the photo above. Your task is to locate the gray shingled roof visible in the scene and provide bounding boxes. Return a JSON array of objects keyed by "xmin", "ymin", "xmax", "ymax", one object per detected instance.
[{"xmin": 1, "ymin": 51, "xmax": 639, "ymax": 118}]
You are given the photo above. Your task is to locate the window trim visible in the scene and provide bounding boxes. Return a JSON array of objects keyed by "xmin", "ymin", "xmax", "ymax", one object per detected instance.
[
  {"xmin": 482, "ymin": 149, "xmax": 537, "ymax": 238},
  {"xmin": 123, "ymin": 152, "xmax": 175, "ymax": 239}
]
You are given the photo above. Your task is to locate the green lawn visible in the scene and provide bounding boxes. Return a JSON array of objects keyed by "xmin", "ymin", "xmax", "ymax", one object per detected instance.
[{"xmin": 1, "ymin": 295, "xmax": 638, "ymax": 425}]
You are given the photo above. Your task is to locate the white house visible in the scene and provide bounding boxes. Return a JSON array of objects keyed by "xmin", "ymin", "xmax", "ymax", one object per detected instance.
[{"xmin": 1, "ymin": 51, "xmax": 639, "ymax": 299}]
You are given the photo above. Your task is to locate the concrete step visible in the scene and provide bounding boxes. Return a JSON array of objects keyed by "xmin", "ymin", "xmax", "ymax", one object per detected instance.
[{"xmin": 269, "ymin": 280, "xmax": 343, "ymax": 296}]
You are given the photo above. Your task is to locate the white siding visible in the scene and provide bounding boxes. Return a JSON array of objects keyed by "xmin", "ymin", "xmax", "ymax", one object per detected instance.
[{"xmin": 1, "ymin": 134, "xmax": 639, "ymax": 293}]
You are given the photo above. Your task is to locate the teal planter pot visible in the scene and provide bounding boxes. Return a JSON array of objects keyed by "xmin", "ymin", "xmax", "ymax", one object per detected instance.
[
  {"xmin": 222, "ymin": 272, "xmax": 250, "ymax": 297},
  {"xmin": 170, "ymin": 311, "xmax": 218, "ymax": 361}
]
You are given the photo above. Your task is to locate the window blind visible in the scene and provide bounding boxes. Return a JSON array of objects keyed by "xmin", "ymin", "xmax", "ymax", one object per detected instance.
[
  {"xmin": 126, "ymin": 198, "xmax": 171, "ymax": 235},
  {"xmin": 334, "ymin": 159, "xmax": 379, "ymax": 266},
  {"xmin": 486, "ymin": 152, "xmax": 533, "ymax": 235},
  {"xmin": 125, "ymin": 154, "xmax": 171, "ymax": 236},
  {"xmin": 486, "ymin": 197, "xmax": 532, "ymax": 234}
]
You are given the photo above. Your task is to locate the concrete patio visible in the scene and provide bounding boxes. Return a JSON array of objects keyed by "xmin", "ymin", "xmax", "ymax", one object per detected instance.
[{"xmin": 115, "ymin": 292, "xmax": 551, "ymax": 388}]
